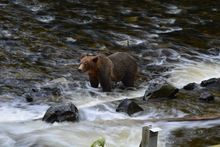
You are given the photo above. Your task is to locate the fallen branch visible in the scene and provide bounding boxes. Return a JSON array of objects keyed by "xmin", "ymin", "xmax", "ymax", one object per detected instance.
[{"xmin": 145, "ymin": 113, "xmax": 220, "ymax": 122}]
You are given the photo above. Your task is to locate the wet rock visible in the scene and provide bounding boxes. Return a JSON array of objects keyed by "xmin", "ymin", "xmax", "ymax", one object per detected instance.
[
  {"xmin": 42, "ymin": 102, "xmax": 79, "ymax": 123},
  {"xmin": 183, "ymin": 82, "xmax": 197, "ymax": 90},
  {"xmin": 200, "ymin": 78, "xmax": 218, "ymax": 87},
  {"xmin": 116, "ymin": 99, "xmax": 143, "ymax": 116},
  {"xmin": 42, "ymin": 86, "xmax": 62, "ymax": 97},
  {"xmin": 207, "ymin": 47, "xmax": 220, "ymax": 56},
  {"xmin": 208, "ymin": 39, "xmax": 220, "ymax": 48},
  {"xmin": 144, "ymin": 80, "xmax": 179, "ymax": 100},
  {"xmin": 31, "ymin": 88, "xmax": 39, "ymax": 93},
  {"xmin": 40, "ymin": 78, "xmax": 67, "ymax": 97},
  {"xmin": 25, "ymin": 94, "xmax": 33, "ymax": 102},
  {"xmin": 27, "ymin": 84, "xmax": 63, "ymax": 103},
  {"xmin": 0, "ymin": 51, "xmax": 7, "ymax": 61},
  {"xmin": 199, "ymin": 92, "xmax": 215, "ymax": 102},
  {"xmin": 146, "ymin": 65, "xmax": 171, "ymax": 74},
  {"xmin": 161, "ymin": 48, "xmax": 180, "ymax": 61},
  {"xmin": 169, "ymin": 126, "xmax": 220, "ymax": 147}
]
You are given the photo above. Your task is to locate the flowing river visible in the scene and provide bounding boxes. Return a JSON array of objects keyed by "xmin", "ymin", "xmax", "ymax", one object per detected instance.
[{"xmin": 0, "ymin": 0, "xmax": 220, "ymax": 146}]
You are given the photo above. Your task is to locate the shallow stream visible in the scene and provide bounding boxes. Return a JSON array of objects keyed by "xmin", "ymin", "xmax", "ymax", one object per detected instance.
[{"xmin": 0, "ymin": 0, "xmax": 220, "ymax": 146}]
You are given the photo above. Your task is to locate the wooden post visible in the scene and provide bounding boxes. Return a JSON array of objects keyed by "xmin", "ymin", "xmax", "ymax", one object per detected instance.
[
  {"xmin": 141, "ymin": 126, "xmax": 150, "ymax": 147},
  {"xmin": 141, "ymin": 126, "xmax": 161, "ymax": 147}
]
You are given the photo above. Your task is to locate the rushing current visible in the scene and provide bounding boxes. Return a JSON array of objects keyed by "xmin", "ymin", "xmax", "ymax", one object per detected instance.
[{"xmin": 0, "ymin": 0, "xmax": 220, "ymax": 146}]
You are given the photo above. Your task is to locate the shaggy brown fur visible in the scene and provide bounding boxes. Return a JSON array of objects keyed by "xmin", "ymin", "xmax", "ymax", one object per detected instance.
[{"xmin": 78, "ymin": 52, "xmax": 137, "ymax": 92}]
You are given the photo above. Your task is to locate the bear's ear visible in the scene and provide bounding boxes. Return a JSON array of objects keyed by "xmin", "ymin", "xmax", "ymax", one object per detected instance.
[
  {"xmin": 92, "ymin": 56, "xmax": 98, "ymax": 63},
  {"xmin": 80, "ymin": 54, "xmax": 87, "ymax": 59}
]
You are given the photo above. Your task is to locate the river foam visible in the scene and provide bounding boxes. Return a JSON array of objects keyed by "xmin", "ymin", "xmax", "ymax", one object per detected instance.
[
  {"xmin": 167, "ymin": 62, "xmax": 220, "ymax": 88},
  {"xmin": 0, "ymin": 95, "xmax": 48, "ymax": 122}
]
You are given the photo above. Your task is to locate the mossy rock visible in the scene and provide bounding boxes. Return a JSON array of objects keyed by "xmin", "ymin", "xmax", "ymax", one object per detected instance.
[{"xmin": 144, "ymin": 82, "xmax": 179, "ymax": 100}]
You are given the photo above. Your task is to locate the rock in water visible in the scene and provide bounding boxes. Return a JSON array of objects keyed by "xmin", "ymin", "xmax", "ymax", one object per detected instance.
[
  {"xmin": 183, "ymin": 82, "xmax": 197, "ymax": 90},
  {"xmin": 25, "ymin": 94, "xmax": 33, "ymax": 102},
  {"xmin": 199, "ymin": 92, "xmax": 215, "ymax": 102},
  {"xmin": 116, "ymin": 99, "xmax": 143, "ymax": 116},
  {"xmin": 42, "ymin": 102, "xmax": 79, "ymax": 123},
  {"xmin": 144, "ymin": 81, "xmax": 179, "ymax": 100},
  {"xmin": 200, "ymin": 78, "xmax": 218, "ymax": 87},
  {"xmin": 200, "ymin": 78, "xmax": 220, "ymax": 92}
]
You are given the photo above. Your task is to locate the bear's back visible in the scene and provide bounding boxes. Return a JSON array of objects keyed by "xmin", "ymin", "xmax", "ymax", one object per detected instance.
[{"xmin": 108, "ymin": 52, "xmax": 137, "ymax": 81}]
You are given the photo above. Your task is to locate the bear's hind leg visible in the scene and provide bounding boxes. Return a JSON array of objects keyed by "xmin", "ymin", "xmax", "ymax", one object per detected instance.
[
  {"xmin": 122, "ymin": 73, "xmax": 135, "ymax": 87},
  {"xmin": 99, "ymin": 77, "xmax": 111, "ymax": 92}
]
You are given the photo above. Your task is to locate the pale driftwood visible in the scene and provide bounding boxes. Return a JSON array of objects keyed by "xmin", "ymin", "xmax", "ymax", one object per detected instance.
[{"xmin": 145, "ymin": 113, "xmax": 220, "ymax": 122}]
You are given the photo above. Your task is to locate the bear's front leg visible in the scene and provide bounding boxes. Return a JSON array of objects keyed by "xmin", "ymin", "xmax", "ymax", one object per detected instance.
[
  {"xmin": 89, "ymin": 74, "xmax": 99, "ymax": 88},
  {"xmin": 99, "ymin": 72, "xmax": 112, "ymax": 92}
]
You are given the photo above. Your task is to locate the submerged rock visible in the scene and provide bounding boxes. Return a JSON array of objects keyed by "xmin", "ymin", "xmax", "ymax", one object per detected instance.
[
  {"xmin": 116, "ymin": 99, "xmax": 143, "ymax": 116},
  {"xmin": 199, "ymin": 92, "xmax": 215, "ymax": 102},
  {"xmin": 42, "ymin": 102, "xmax": 79, "ymax": 123},
  {"xmin": 26, "ymin": 83, "xmax": 63, "ymax": 103},
  {"xmin": 42, "ymin": 86, "xmax": 62, "ymax": 97}
]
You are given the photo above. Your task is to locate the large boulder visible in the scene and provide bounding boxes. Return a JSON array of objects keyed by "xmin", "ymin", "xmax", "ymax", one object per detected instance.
[
  {"xmin": 200, "ymin": 78, "xmax": 219, "ymax": 87},
  {"xmin": 183, "ymin": 82, "xmax": 197, "ymax": 90},
  {"xmin": 42, "ymin": 102, "xmax": 79, "ymax": 123},
  {"xmin": 116, "ymin": 99, "xmax": 143, "ymax": 116},
  {"xmin": 143, "ymin": 79, "xmax": 179, "ymax": 100},
  {"xmin": 200, "ymin": 78, "xmax": 220, "ymax": 92}
]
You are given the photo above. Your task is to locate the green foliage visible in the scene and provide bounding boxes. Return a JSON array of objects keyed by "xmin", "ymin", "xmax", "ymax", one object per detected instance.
[{"xmin": 91, "ymin": 137, "xmax": 105, "ymax": 147}]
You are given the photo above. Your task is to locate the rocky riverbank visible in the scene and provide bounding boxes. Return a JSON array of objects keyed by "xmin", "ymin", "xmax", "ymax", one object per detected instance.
[
  {"xmin": 41, "ymin": 77, "xmax": 220, "ymax": 119},
  {"xmin": 37, "ymin": 77, "xmax": 220, "ymax": 146}
]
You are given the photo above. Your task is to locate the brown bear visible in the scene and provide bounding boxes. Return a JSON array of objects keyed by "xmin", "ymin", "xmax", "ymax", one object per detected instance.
[{"xmin": 78, "ymin": 52, "xmax": 137, "ymax": 92}]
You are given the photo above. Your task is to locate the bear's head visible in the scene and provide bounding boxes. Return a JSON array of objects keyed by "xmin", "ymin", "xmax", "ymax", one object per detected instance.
[{"xmin": 78, "ymin": 55, "xmax": 98, "ymax": 73}]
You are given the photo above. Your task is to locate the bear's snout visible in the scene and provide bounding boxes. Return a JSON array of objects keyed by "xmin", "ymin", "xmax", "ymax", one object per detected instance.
[
  {"xmin": 78, "ymin": 68, "xmax": 82, "ymax": 72},
  {"xmin": 78, "ymin": 64, "xmax": 84, "ymax": 72}
]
